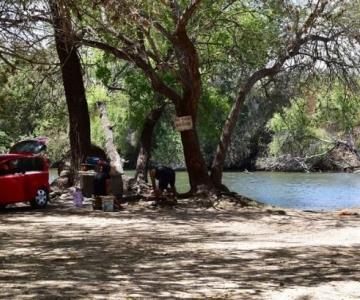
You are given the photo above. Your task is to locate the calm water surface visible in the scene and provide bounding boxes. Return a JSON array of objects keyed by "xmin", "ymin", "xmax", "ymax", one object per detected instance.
[
  {"xmin": 223, "ymin": 172, "xmax": 360, "ymax": 211},
  {"xmin": 50, "ymin": 169, "xmax": 360, "ymax": 211}
]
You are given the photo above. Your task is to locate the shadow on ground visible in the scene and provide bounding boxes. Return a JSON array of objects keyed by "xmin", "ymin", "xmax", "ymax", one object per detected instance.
[{"xmin": 1, "ymin": 200, "xmax": 360, "ymax": 299}]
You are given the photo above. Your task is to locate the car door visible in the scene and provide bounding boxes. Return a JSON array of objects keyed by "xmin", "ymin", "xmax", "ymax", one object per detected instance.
[
  {"xmin": 22, "ymin": 157, "xmax": 49, "ymax": 201},
  {"xmin": 0, "ymin": 159, "xmax": 25, "ymax": 205}
]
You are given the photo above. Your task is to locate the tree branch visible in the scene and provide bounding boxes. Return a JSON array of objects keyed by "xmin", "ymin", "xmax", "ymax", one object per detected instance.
[
  {"xmin": 0, "ymin": 51, "xmax": 17, "ymax": 70},
  {"xmin": 81, "ymin": 39, "xmax": 182, "ymax": 104},
  {"xmin": 177, "ymin": 0, "xmax": 203, "ymax": 31},
  {"xmin": 81, "ymin": 39, "xmax": 131, "ymax": 61}
]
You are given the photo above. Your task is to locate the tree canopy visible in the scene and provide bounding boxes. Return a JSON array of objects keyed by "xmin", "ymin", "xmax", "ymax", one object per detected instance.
[{"xmin": 0, "ymin": 0, "xmax": 360, "ymax": 192}]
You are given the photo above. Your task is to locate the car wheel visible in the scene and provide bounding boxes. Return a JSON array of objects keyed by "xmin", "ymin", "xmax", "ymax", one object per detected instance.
[
  {"xmin": 0, "ymin": 204, "xmax": 7, "ymax": 211},
  {"xmin": 30, "ymin": 188, "xmax": 49, "ymax": 208}
]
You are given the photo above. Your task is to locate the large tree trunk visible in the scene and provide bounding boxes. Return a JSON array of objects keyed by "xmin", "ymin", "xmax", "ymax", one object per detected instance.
[
  {"xmin": 96, "ymin": 101, "xmax": 124, "ymax": 174},
  {"xmin": 49, "ymin": 0, "xmax": 91, "ymax": 171},
  {"xmin": 135, "ymin": 104, "xmax": 165, "ymax": 182},
  {"xmin": 180, "ymin": 127, "xmax": 212, "ymax": 191},
  {"xmin": 173, "ymin": 27, "xmax": 213, "ymax": 192},
  {"xmin": 176, "ymin": 98, "xmax": 213, "ymax": 192}
]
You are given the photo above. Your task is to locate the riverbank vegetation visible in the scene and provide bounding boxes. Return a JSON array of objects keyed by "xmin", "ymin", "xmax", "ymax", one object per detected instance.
[
  {"xmin": 1, "ymin": 0, "xmax": 360, "ymax": 192},
  {"xmin": 262, "ymin": 81, "xmax": 360, "ymax": 171}
]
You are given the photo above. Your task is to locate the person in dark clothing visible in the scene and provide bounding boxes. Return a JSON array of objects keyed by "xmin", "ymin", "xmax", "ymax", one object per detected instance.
[
  {"xmin": 149, "ymin": 165, "xmax": 176, "ymax": 198},
  {"xmin": 93, "ymin": 163, "xmax": 111, "ymax": 196}
]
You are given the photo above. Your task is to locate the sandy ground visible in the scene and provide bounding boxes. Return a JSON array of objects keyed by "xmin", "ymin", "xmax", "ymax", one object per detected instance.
[{"xmin": 1, "ymin": 196, "xmax": 360, "ymax": 300}]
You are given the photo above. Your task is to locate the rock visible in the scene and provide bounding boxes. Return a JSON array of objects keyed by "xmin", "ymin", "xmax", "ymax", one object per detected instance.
[
  {"xmin": 50, "ymin": 191, "xmax": 61, "ymax": 199},
  {"xmin": 59, "ymin": 170, "xmax": 70, "ymax": 177},
  {"xmin": 59, "ymin": 193, "xmax": 71, "ymax": 200}
]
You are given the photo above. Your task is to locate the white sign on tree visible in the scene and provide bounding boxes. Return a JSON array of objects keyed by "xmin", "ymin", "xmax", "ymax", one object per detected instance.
[{"xmin": 175, "ymin": 116, "xmax": 193, "ymax": 131}]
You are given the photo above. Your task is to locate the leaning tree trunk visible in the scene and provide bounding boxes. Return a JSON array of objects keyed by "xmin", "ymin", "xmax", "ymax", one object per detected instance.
[
  {"xmin": 97, "ymin": 101, "xmax": 124, "ymax": 197},
  {"xmin": 49, "ymin": 0, "xmax": 91, "ymax": 171},
  {"xmin": 210, "ymin": 7, "xmax": 319, "ymax": 187},
  {"xmin": 210, "ymin": 66, "xmax": 284, "ymax": 188},
  {"xmin": 135, "ymin": 104, "xmax": 165, "ymax": 182},
  {"xmin": 96, "ymin": 101, "xmax": 124, "ymax": 174},
  {"xmin": 210, "ymin": 91, "xmax": 247, "ymax": 189}
]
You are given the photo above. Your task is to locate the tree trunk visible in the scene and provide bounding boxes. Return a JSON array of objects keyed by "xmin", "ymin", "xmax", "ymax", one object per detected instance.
[
  {"xmin": 210, "ymin": 65, "xmax": 284, "ymax": 187},
  {"xmin": 210, "ymin": 90, "xmax": 247, "ymax": 187},
  {"xmin": 96, "ymin": 101, "xmax": 124, "ymax": 174},
  {"xmin": 172, "ymin": 27, "xmax": 213, "ymax": 192},
  {"xmin": 176, "ymin": 99, "xmax": 213, "ymax": 192},
  {"xmin": 96, "ymin": 101, "xmax": 124, "ymax": 198},
  {"xmin": 49, "ymin": 0, "xmax": 91, "ymax": 171},
  {"xmin": 180, "ymin": 128, "xmax": 213, "ymax": 191},
  {"xmin": 135, "ymin": 104, "xmax": 165, "ymax": 182}
]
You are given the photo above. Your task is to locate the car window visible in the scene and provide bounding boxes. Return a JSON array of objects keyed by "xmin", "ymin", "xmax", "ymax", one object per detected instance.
[
  {"xmin": 9, "ymin": 141, "xmax": 46, "ymax": 154},
  {"xmin": 18, "ymin": 158, "xmax": 44, "ymax": 173},
  {"xmin": 32, "ymin": 157, "xmax": 44, "ymax": 171},
  {"xmin": 0, "ymin": 162, "xmax": 10, "ymax": 176},
  {"xmin": 0, "ymin": 159, "xmax": 19, "ymax": 176}
]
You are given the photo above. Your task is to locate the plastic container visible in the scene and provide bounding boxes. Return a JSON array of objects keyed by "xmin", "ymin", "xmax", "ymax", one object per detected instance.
[
  {"xmin": 102, "ymin": 196, "xmax": 114, "ymax": 212},
  {"xmin": 79, "ymin": 171, "xmax": 95, "ymax": 198}
]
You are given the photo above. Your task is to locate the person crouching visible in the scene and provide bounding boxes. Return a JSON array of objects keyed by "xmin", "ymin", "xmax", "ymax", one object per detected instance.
[{"xmin": 149, "ymin": 165, "xmax": 176, "ymax": 199}]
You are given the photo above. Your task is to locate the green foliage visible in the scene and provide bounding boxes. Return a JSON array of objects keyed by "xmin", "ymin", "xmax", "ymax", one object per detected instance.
[
  {"xmin": 268, "ymin": 98, "xmax": 315, "ymax": 156},
  {"xmin": 268, "ymin": 82, "xmax": 360, "ymax": 157},
  {"xmin": 152, "ymin": 108, "xmax": 184, "ymax": 168},
  {"xmin": 198, "ymin": 87, "xmax": 231, "ymax": 159},
  {"xmin": 315, "ymin": 85, "xmax": 360, "ymax": 134},
  {"xmin": 0, "ymin": 63, "xmax": 69, "ymax": 162},
  {"xmin": 0, "ymin": 131, "xmax": 11, "ymax": 153},
  {"xmin": 87, "ymin": 85, "xmax": 131, "ymax": 156}
]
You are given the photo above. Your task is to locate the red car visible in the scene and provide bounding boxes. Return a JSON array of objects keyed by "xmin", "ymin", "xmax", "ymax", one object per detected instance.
[{"xmin": 0, "ymin": 138, "xmax": 49, "ymax": 209}]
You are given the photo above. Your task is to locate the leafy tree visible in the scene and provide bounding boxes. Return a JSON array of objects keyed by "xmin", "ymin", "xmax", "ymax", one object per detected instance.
[
  {"xmin": 49, "ymin": 0, "xmax": 92, "ymax": 171},
  {"xmin": 77, "ymin": 0, "xmax": 360, "ymax": 192},
  {"xmin": 1, "ymin": 0, "xmax": 360, "ymax": 194},
  {"xmin": 0, "ymin": 61, "xmax": 69, "ymax": 161},
  {"xmin": 268, "ymin": 98, "xmax": 315, "ymax": 156},
  {"xmin": 315, "ymin": 84, "xmax": 360, "ymax": 136},
  {"xmin": 268, "ymin": 81, "xmax": 360, "ymax": 158}
]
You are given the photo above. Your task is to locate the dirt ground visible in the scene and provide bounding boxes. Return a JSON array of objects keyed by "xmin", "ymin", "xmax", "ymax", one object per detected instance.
[{"xmin": 1, "ymin": 195, "xmax": 360, "ymax": 300}]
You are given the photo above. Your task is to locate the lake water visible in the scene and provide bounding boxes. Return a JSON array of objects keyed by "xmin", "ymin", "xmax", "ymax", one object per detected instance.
[{"xmin": 50, "ymin": 169, "xmax": 360, "ymax": 211}]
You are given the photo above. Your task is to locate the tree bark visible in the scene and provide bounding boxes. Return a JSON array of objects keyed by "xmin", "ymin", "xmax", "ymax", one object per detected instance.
[
  {"xmin": 49, "ymin": 0, "xmax": 91, "ymax": 171},
  {"xmin": 135, "ymin": 104, "xmax": 165, "ymax": 182},
  {"xmin": 172, "ymin": 26, "xmax": 213, "ymax": 192},
  {"xmin": 176, "ymin": 99, "xmax": 213, "ymax": 192},
  {"xmin": 96, "ymin": 101, "xmax": 124, "ymax": 174}
]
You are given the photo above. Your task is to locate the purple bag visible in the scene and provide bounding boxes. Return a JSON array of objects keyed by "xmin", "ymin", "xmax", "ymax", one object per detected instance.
[{"xmin": 73, "ymin": 188, "xmax": 84, "ymax": 207}]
